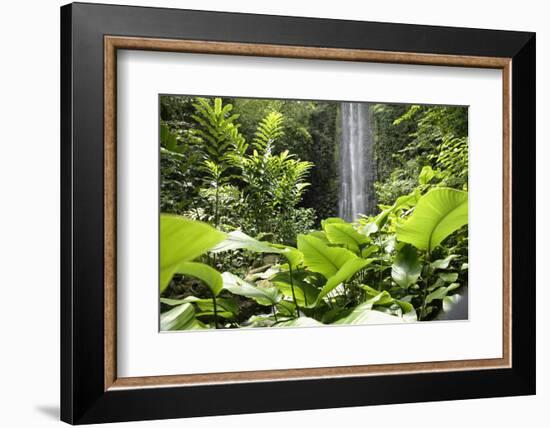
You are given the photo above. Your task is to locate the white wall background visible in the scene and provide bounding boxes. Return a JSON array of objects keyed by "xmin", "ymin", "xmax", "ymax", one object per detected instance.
[{"xmin": 0, "ymin": 0, "xmax": 545, "ymax": 426}]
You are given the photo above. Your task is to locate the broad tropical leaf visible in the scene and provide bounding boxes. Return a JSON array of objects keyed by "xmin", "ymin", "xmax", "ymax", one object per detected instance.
[
  {"xmin": 317, "ymin": 258, "xmax": 373, "ymax": 302},
  {"xmin": 359, "ymin": 221, "xmax": 378, "ymax": 237},
  {"xmin": 307, "ymin": 230, "xmax": 329, "ymax": 243},
  {"xmin": 374, "ymin": 191, "xmax": 418, "ymax": 229},
  {"xmin": 426, "ymin": 283, "xmax": 461, "ymax": 304},
  {"xmin": 174, "ymin": 262, "xmax": 223, "ymax": 296},
  {"xmin": 160, "ymin": 303, "xmax": 201, "ymax": 331},
  {"xmin": 425, "ymin": 287, "xmax": 449, "ymax": 304},
  {"xmin": 274, "ymin": 317, "xmax": 323, "ymax": 328},
  {"xmin": 439, "ymin": 272, "xmax": 459, "ymax": 283},
  {"xmin": 320, "ymin": 217, "xmax": 346, "ymax": 228},
  {"xmin": 391, "ymin": 244, "xmax": 422, "ymax": 288},
  {"xmin": 160, "ymin": 215, "xmax": 226, "ymax": 292},
  {"xmin": 297, "ymin": 234, "xmax": 356, "ymax": 278},
  {"xmin": 324, "ymin": 223, "xmax": 369, "ymax": 253},
  {"xmin": 364, "ymin": 291, "xmax": 395, "ymax": 307},
  {"xmin": 431, "ymin": 255, "xmax": 459, "ymax": 270},
  {"xmin": 271, "ymin": 244, "xmax": 304, "ymax": 269},
  {"xmin": 333, "ymin": 304, "xmax": 405, "ymax": 325},
  {"xmin": 210, "ymin": 230, "xmax": 283, "ymax": 254},
  {"xmin": 160, "ymin": 123, "xmax": 181, "ymax": 153},
  {"xmin": 443, "ymin": 294, "xmax": 463, "ymax": 312},
  {"xmin": 397, "ymin": 188, "xmax": 468, "ymax": 251},
  {"xmin": 418, "ymin": 165, "xmax": 436, "ymax": 185},
  {"xmin": 222, "ymin": 272, "xmax": 282, "ymax": 306},
  {"xmin": 271, "ymin": 271, "xmax": 320, "ymax": 308},
  {"xmin": 356, "ymin": 289, "xmax": 417, "ymax": 321},
  {"xmin": 161, "ymin": 296, "xmax": 238, "ymax": 314}
]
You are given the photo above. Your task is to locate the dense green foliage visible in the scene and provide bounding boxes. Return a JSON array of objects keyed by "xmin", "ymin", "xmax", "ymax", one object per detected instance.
[
  {"xmin": 373, "ymin": 104, "xmax": 468, "ymax": 204},
  {"xmin": 159, "ymin": 96, "xmax": 468, "ymax": 330}
]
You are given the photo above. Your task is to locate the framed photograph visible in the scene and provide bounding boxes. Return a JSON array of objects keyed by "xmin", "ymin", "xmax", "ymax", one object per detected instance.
[{"xmin": 60, "ymin": 2, "xmax": 536, "ymax": 424}]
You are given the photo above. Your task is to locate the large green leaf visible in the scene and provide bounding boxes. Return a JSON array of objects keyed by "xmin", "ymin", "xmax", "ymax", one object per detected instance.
[
  {"xmin": 274, "ymin": 317, "xmax": 323, "ymax": 328},
  {"xmin": 222, "ymin": 272, "xmax": 282, "ymax": 306},
  {"xmin": 439, "ymin": 272, "xmax": 459, "ymax": 283},
  {"xmin": 430, "ymin": 254, "xmax": 459, "ymax": 270},
  {"xmin": 418, "ymin": 165, "xmax": 436, "ymax": 185},
  {"xmin": 320, "ymin": 217, "xmax": 346, "ymax": 227},
  {"xmin": 324, "ymin": 223, "xmax": 370, "ymax": 254},
  {"xmin": 160, "ymin": 303, "xmax": 201, "ymax": 331},
  {"xmin": 443, "ymin": 294, "xmax": 463, "ymax": 312},
  {"xmin": 297, "ymin": 234, "xmax": 356, "ymax": 278},
  {"xmin": 426, "ymin": 283, "xmax": 461, "ymax": 304},
  {"xmin": 332, "ymin": 304, "xmax": 405, "ymax": 325},
  {"xmin": 374, "ymin": 191, "xmax": 418, "ymax": 229},
  {"xmin": 364, "ymin": 291, "xmax": 395, "ymax": 307},
  {"xmin": 210, "ymin": 230, "xmax": 283, "ymax": 254},
  {"xmin": 174, "ymin": 262, "xmax": 223, "ymax": 296},
  {"xmin": 307, "ymin": 230, "xmax": 330, "ymax": 243},
  {"xmin": 357, "ymin": 288, "xmax": 418, "ymax": 322},
  {"xmin": 271, "ymin": 244, "xmax": 304, "ymax": 269},
  {"xmin": 160, "ymin": 215, "xmax": 226, "ymax": 293},
  {"xmin": 317, "ymin": 258, "xmax": 373, "ymax": 302},
  {"xmin": 271, "ymin": 271, "xmax": 320, "ymax": 308},
  {"xmin": 160, "ymin": 123, "xmax": 182, "ymax": 153},
  {"xmin": 161, "ymin": 296, "xmax": 238, "ymax": 314},
  {"xmin": 397, "ymin": 188, "xmax": 468, "ymax": 251},
  {"xmin": 391, "ymin": 244, "xmax": 422, "ymax": 288}
]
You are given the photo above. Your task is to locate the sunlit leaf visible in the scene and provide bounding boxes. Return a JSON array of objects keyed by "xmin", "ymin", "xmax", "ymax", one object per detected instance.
[
  {"xmin": 392, "ymin": 244, "xmax": 421, "ymax": 288},
  {"xmin": 443, "ymin": 294, "xmax": 463, "ymax": 312},
  {"xmin": 160, "ymin": 215, "xmax": 226, "ymax": 293},
  {"xmin": 324, "ymin": 223, "xmax": 370, "ymax": 253},
  {"xmin": 439, "ymin": 272, "xmax": 458, "ymax": 283},
  {"xmin": 222, "ymin": 272, "xmax": 282, "ymax": 306},
  {"xmin": 397, "ymin": 188, "xmax": 468, "ymax": 251},
  {"xmin": 271, "ymin": 244, "xmax": 304, "ymax": 270},
  {"xmin": 271, "ymin": 271, "xmax": 320, "ymax": 308},
  {"xmin": 317, "ymin": 258, "xmax": 373, "ymax": 302},
  {"xmin": 418, "ymin": 165, "xmax": 436, "ymax": 185},
  {"xmin": 160, "ymin": 303, "xmax": 202, "ymax": 330},
  {"xmin": 431, "ymin": 255, "xmax": 459, "ymax": 270},
  {"xmin": 297, "ymin": 234, "xmax": 356, "ymax": 278},
  {"xmin": 175, "ymin": 262, "xmax": 223, "ymax": 296},
  {"xmin": 274, "ymin": 317, "xmax": 323, "ymax": 328},
  {"xmin": 426, "ymin": 282, "xmax": 462, "ymax": 305},
  {"xmin": 161, "ymin": 296, "xmax": 238, "ymax": 314},
  {"xmin": 210, "ymin": 230, "xmax": 283, "ymax": 254},
  {"xmin": 333, "ymin": 304, "xmax": 405, "ymax": 325}
]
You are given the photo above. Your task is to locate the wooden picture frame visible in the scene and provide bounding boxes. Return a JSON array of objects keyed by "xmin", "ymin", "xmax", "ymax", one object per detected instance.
[{"xmin": 61, "ymin": 2, "xmax": 535, "ymax": 424}]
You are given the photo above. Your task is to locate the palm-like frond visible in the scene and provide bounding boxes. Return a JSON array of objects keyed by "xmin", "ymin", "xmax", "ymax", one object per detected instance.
[
  {"xmin": 253, "ymin": 111, "xmax": 285, "ymax": 151},
  {"xmin": 191, "ymin": 97, "xmax": 246, "ymax": 164}
]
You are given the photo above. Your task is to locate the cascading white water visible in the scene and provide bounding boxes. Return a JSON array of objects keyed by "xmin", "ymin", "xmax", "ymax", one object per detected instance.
[{"xmin": 338, "ymin": 102, "xmax": 376, "ymax": 221}]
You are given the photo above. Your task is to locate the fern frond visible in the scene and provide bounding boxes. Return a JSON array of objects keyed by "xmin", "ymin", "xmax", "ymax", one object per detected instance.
[{"xmin": 253, "ymin": 111, "xmax": 285, "ymax": 151}]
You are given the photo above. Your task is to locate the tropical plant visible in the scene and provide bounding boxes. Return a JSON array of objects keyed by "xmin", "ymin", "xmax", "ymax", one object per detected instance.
[
  {"xmin": 160, "ymin": 180, "xmax": 468, "ymax": 330},
  {"xmin": 374, "ymin": 104, "xmax": 468, "ymax": 204},
  {"xmin": 160, "ymin": 214, "xmax": 227, "ymax": 328},
  {"xmin": 230, "ymin": 111, "xmax": 314, "ymax": 243},
  {"xmin": 159, "ymin": 97, "xmax": 469, "ymax": 330},
  {"xmin": 190, "ymin": 98, "xmax": 247, "ymax": 229}
]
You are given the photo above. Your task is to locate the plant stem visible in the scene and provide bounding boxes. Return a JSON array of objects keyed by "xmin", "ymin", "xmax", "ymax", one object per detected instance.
[
  {"xmin": 288, "ymin": 265, "xmax": 300, "ymax": 317},
  {"xmin": 377, "ymin": 236, "xmax": 383, "ymax": 290},
  {"xmin": 272, "ymin": 305, "xmax": 279, "ymax": 322},
  {"xmin": 212, "ymin": 293, "xmax": 219, "ymax": 329},
  {"xmin": 419, "ymin": 249, "xmax": 432, "ymax": 321},
  {"xmin": 213, "ymin": 179, "xmax": 220, "ymax": 229}
]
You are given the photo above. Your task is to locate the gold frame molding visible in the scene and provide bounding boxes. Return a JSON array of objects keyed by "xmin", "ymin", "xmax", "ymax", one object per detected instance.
[{"xmin": 104, "ymin": 36, "xmax": 512, "ymax": 391}]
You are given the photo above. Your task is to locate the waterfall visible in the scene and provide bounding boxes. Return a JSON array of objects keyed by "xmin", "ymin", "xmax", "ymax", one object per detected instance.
[{"xmin": 338, "ymin": 102, "xmax": 376, "ymax": 222}]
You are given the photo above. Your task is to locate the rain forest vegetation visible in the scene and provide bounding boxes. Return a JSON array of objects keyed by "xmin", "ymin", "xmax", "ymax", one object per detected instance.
[{"xmin": 159, "ymin": 96, "xmax": 468, "ymax": 330}]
